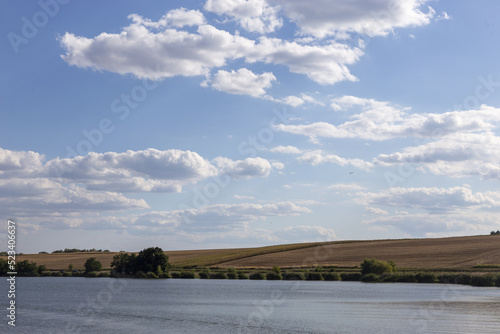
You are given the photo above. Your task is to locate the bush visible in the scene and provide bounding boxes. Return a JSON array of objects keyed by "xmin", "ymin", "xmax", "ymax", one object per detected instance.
[
  {"xmin": 237, "ymin": 271, "xmax": 249, "ymax": 279},
  {"xmin": 226, "ymin": 268, "xmax": 238, "ymax": 279},
  {"xmin": 62, "ymin": 272, "xmax": 72, "ymax": 277},
  {"xmin": 283, "ymin": 271, "xmax": 305, "ymax": 280},
  {"xmin": 361, "ymin": 273, "xmax": 379, "ymax": 282},
  {"xmin": 98, "ymin": 272, "xmax": 111, "ymax": 278},
  {"xmin": 171, "ymin": 272, "xmax": 181, "ymax": 278},
  {"xmin": 361, "ymin": 259, "xmax": 395, "ymax": 276},
  {"xmin": 146, "ymin": 271, "xmax": 158, "ymax": 279},
  {"xmin": 180, "ymin": 271, "xmax": 196, "ymax": 279},
  {"xmin": 249, "ymin": 272, "xmax": 266, "ymax": 280},
  {"xmin": 211, "ymin": 272, "xmax": 227, "ymax": 279},
  {"xmin": 160, "ymin": 272, "xmax": 171, "ymax": 279},
  {"xmin": 135, "ymin": 270, "xmax": 147, "ymax": 279},
  {"xmin": 266, "ymin": 272, "xmax": 282, "ymax": 280},
  {"xmin": 395, "ymin": 274, "xmax": 417, "ymax": 283},
  {"xmin": 470, "ymin": 275, "xmax": 496, "ymax": 287},
  {"xmin": 199, "ymin": 271, "xmax": 210, "ymax": 279},
  {"xmin": 341, "ymin": 273, "xmax": 362, "ymax": 281},
  {"xmin": 323, "ymin": 272, "xmax": 341, "ymax": 281},
  {"xmin": 306, "ymin": 272, "xmax": 323, "ymax": 281},
  {"xmin": 41, "ymin": 271, "xmax": 52, "ymax": 277},
  {"xmin": 86, "ymin": 271, "xmax": 99, "ymax": 277},
  {"xmin": 415, "ymin": 273, "xmax": 438, "ymax": 283}
]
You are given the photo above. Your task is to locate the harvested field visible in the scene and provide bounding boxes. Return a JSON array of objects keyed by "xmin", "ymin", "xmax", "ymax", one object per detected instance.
[
  {"xmin": 10, "ymin": 235, "xmax": 500, "ymax": 270},
  {"xmin": 216, "ymin": 235, "xmax": 500, "ymax": 269}
]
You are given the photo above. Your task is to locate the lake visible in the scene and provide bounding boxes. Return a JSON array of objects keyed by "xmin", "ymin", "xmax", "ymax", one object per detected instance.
[{"xmin": 1, "ymin": 277, "xmax": 500, "ymax": 333}]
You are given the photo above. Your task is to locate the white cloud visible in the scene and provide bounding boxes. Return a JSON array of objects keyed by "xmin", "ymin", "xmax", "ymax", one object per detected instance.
[
  {"xmin": 213, "ymin": 156, "xmax": 274, "ymax": 179},
  {"xmin": 129, "ymin": 8, "xmax": 206, "ymax": 28},
  {"xmin": 134, "ymin": 201, "xmax": 312, "ymax": 231},
  {"xmin": 234, "ymin": 194, "xmax": 255, "ymax": 200},
  {"xmin": 45, "ymin": 148, "xmax": 218, "ymax": 192},
  {"xmin": 0, "ymin": 178, "xmax": 149, "ymax": 220},
  {"xmin": 269, "ymin": 145, "xmax": 303, "ymax": 154},
  {"xmin": 273, "ymin": 0, "xmax": 436, "ymax": 38},
  {"xmin": 375, "ymin": 132, "xmax": 500, "ymax": 180},
  {"xmin": 204, "ymin": 0, "xmax": 282, "ymax": 34},
  {"xmin": 247, "ymin": 38, "xmax": 363, "ymax": 84},
  {"xmin": 360, "ymin": 186, "xmax": 500, "ymax": 236},
  {"xmin": 359, "ymin": 186, "xmax": 500, "ymax": 213},
  {"xmin": 298, "ymin": 150, "xmax": 373, "ymax": 170},
  {"xmin": 278, "ymin": 98, "xmax": 500, "ymax": 141},
  {"xmin": 60, "ymin": 16, "xmax": 363, "ymax": 85},
  {"xmin": 365, "ymin": 207, "xmax": 389, "ymax": 215},
  {"xmin": 204, "ymin": 68, "xmax": 276, "ymax": 97},
  {"xmin": 60, "ymin": 24, "xmax": 253, "ymax": 80}
]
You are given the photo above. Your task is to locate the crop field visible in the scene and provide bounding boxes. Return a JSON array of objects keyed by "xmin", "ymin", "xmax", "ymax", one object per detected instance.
[{"xmin": 10, "ymin": 235, "xmax": 500, "ymax": 271}]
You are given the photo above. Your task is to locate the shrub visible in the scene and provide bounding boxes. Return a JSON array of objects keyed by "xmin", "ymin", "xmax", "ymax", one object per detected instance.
[
  {"xmin": 86, "ymin": 271, "xmax": 99, "ymax": 277},
  {"xmin": 323, "ymin": 272, "xmax": 341, "ymax": 281},
  {"xmin": 272, "ymin": 266, "xmax": 281, "ymax": 273},
  {"xmin": 314, "ymin": 266, "xmax": 324, "ymax": 272},
  {"xmin": 361, "ymin": 259, "xmax": 395, "ymax": 276},
  {"xmin": 283, "ymin": 272, "xmax": 305, "ymax": 280},
  {"xmin": 227, "ymin": 269, "xmax": 238, "ymax": 279},
  {"xmin": 146, "ymin": 271, "xmax": 158, "ymax": 279},
  {"xmin": 62, "ymin": 272, "xmax": 72, "ymax": 277},
  {"xmin": 237, "ymin": 272, "xmax": 249, "ymax": 279},
  {"xmin": 306, "ymin": 272, "xmax": 323, "ymax": 281},
  {"xmin": 135, "ymin": 270, "xmax": 147, "ymax": 279},
  {"xmin": 266, "ymin": 272, "xmax": 282, "ymax": 280},
  {"xmin": 98, "ymin": 272, "xmax": 111, "ymax": 278},
  {"xmin": 341, "ymin": 273, "xmax": 362, "ymax": 281},
  {"xmin": 171, "ymin": 272, "xmax": 181, "ymax": 278},
  {"xmin": 211, "ymin": 272, "xmax": 227, "ymax": 279},
  {"xmin": 249, "ymin": 272, "xmax": 266, "ymax": 280},
  {"xmin": 470, "ymin": 275, "xmax": 496, "ymax": 287},
  {"xmin": 160, "ymin": 272, "xmax": 171, "ymax": 279},
  {"xmin": 180, "ymin": 271, "xmax": 196, "ymax": 279},
  {"xmin": 199, "ymin": 270, "xmax": 210, "ymax": 279},
  {"xmin": 415, "ymin": 273, "xmax": 438, "ymax": 283},
  {"xmin": 41, "ymin": 271, "xmax": 52, "ymax": 277},
  {"xmin": 361, "ymin": 273, "xmax": 379, "ymax": 282},
  {"xmin": 395, "ymin": 274, "xmax": 417, "ymax": 283}
]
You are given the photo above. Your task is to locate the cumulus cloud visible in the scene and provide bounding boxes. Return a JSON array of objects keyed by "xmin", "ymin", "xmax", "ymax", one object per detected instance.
[
  {"xmin": 273, "ymin": 0, "xmax": 436, "ymax": 38},
  {"xmin": 203, "ymin": 68, "xmax": 276, "ymax": 97},
  {"xmin": 59, "ymin": 23, "xmax": 253, "ymax": 80},
  {"xmin": 44, "ymin": 148, "xmax": 218, "ymax": 192},
  {"xmin": 213, "ymin": 156, "xmax": 275, "ymax": 179},
  {"xmin": 133, "ymin": 201, "xmax": 312, "ymax": 231},
  {"xmin": 0, "ymin": 178, "xmax": 149, "ymax": 219},
  {"xmin": 129, "ymin": 8, "xmax": 206, "ymax": 28},
  {"xmin": 59, "ymin": 13, "xmax": 363, "ymax": 85},
  {"xmin": 359, "ymin": 186, "xmax": 500, "ymax": 236},
  {"xmin": 204, "ymin": 0, "xmax": 282, "ymax": 34},
  {"xmin": 278, "ymin": 98, "xmax": 500, "ymax": 141},
  {"xmin": 365, "ymin": 207, "xmax": 389, "ymax": 215},
  {"xmin": 269, "ymin": 145, "xmax": 303, "ymax": 154},
  {"xmin": 375, "ymin": 132, "xmax": 500, "ymax": 180},
  {"xmin": 298, "ymin": 150, "xmax": 373, "ymax": 170},
  {"xmin": 359, "ymin": 186, "xmax": 500, "ymax": 213}
]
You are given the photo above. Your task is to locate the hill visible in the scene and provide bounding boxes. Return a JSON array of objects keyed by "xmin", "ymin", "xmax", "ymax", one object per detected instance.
[{"xmin": 12, "ymin": 235, "xmax": 500, "ymax": 271}]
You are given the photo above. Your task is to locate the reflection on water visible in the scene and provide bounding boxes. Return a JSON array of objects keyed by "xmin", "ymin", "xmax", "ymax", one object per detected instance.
[{"xmin": 1, "ymin": 277, "xmax": 499, "ymax": 333}]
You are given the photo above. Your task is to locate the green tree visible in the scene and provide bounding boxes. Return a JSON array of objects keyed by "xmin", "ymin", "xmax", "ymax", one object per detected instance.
[
  {"xmin": 361, "ymin": 259, "xmax": 395, "ymax": 276},
  {"xmin": 136, "ymin": 247, "xmax": 169, "ymax": 275},
  {"xmin": 84, "ymin": 257, "xmax": 102, "ymax": 273},
  {"xmin": 17, "ymin": 260, "xmax": 39, "ymax": 276},
  {"xmin": 68, "ymin": 264, "xmax": 74, "ymax": 271},
  {"xmin": 111, "ymin": 252, "xmax": 137, "ymax": 275}
]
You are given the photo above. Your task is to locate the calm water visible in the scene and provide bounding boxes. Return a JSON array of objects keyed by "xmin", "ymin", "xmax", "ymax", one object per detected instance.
[{"xmin": 1, "ymin": 277, "xmax": 500, "ymax": 333}]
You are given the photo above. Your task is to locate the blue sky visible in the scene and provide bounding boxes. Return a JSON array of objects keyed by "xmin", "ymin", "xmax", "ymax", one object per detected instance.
[{"xmin": 2, "ymin": 0, "xmax": 500, "ymax": 253}]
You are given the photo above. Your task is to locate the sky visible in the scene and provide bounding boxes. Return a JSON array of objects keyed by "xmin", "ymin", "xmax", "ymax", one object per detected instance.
[{"xmin": 1, "ymin": 0, "xmax": 500, "ymax": 253}]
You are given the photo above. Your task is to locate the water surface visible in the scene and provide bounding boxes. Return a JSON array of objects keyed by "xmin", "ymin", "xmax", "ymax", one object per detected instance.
[{"xmin": 1, "ymin": 277, "xmax": 499, "ymax": 333}]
